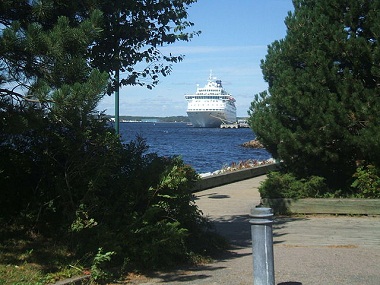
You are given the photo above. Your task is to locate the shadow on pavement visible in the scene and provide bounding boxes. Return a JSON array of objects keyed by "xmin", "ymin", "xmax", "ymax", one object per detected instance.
[
  {"xmin": 207, "ymin": 194, "xmax": 231, "ymax": 199},
  {"xmin": 209, "ymin": 214, "xmax": 309, "ymax": 248},
  {"xmin": 126, "ymin": 215, "xmax": 309, "ymax": 284},
  {"xmin": 210, "ymin": 215, "xmax": 252, "ymax": 248},
  {"xmin": 272, "ymin": 217, "xmax": 309, "ymax": 245},
  {"xmin": 144, "ymin": 265, "xmax": 227, "ymax": 283}
]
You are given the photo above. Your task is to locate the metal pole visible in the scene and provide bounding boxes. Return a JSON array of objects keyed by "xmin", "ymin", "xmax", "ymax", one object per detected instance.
[
  {"xmin": 114, "ymin": 68, "xmax": 120, "ymax": 134},
  {"xmin": 250, "ymin": 207, "xmax": 275, "ymax": 285}
]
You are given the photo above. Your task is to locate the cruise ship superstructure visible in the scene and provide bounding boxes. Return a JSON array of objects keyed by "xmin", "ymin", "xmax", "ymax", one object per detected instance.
[{"xmin": 185, "ymin": 73, "xmax": 237, "ymax": 127}]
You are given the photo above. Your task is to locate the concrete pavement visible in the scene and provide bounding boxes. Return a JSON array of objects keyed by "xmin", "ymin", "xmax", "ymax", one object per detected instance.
[{"xmin": 123, "ymin": 175, "xmax": 380, "ymax": 285}]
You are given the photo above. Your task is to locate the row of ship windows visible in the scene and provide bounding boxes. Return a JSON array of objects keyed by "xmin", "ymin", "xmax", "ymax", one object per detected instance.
[
  {"xmin": 192, "ymin": 104, "xmax": 224, "ymax": 108},
  {"xmin": 198, "ymin": 88, "xmax": 226, "ymax": 91},
  {"xmin": 188, "ymin": 108, "xmax": 222, "ymax": 111},
  {"xmin": 190, "ymin": 96, "xmax": 227, "ymax": 99},
  {"xmin": 191, "ymin": 101, "xmax": 224, "ymax": 104}
]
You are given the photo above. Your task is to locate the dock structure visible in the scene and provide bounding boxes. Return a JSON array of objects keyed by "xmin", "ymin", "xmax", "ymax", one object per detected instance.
[
  {"xmin": 220, "ymin": 123, "xmax": 239, "ymax": 129},
  {"xmin": 220, "ymin": 122, "xmax": 249, "ymax": 128}
]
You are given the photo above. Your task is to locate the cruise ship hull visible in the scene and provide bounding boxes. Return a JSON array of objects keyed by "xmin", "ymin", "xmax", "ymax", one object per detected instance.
[
  {"xmin": 187, "ymin": 111, "xmax": 236, "ymax": 128},
  {"xmin": 185, "ymin": 72, "xmax": 237, "ymax": 128}
]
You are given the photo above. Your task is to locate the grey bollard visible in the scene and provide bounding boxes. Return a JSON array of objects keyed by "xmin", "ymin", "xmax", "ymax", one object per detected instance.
[{"xmin": 250, "ymin": 207, "xmax": 275, "ymax": 285}]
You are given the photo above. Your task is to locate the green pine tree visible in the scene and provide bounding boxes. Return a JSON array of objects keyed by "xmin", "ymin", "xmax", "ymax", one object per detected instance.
[
  {"xmin": 249, "ymin": 0, "xmax": 380, "ymax": 190},
  {"xmin": 1, "ymin": 1, "xmax": 218, "ymax": 274}
]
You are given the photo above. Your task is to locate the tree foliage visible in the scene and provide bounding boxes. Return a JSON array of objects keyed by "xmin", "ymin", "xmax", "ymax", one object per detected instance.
[
  {"xmin": 87, "ymin": 0, "xmax": 200, "ymax": 92},
  {"xmin": 0, "ymin": 0, "xmax": 223, "ymax": 276},
  {"xmin": 249, "ymin": 0, "xmax": 380, "ymax": 190},
  {"xmin": 0, "ymin": 0, "xmax": 199, "ymax": 99}
]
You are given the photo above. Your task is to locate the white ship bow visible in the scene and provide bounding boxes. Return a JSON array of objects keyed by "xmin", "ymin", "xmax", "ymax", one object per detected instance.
[{"xmin": 185, "ymin": 72, "xmax": 237, "ymax": 128}]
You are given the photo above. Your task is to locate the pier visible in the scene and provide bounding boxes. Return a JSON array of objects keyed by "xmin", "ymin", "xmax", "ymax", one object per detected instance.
[
  {"xmin": 220, "ymin": 123, "xmax": 239, "ymax": 128},
  {"xmin": 220, "ymin": 122, "xmax": 249, "ymax": 128}
]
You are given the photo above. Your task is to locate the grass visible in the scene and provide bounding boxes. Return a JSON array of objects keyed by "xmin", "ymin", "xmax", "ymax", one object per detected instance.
[
  {"xmin": 0, "ymin": 223, "xmax": 89, "ymax": 285},
  {"xmin": 0, "ymin": 222, "xmax": 228, "ymax": 285}
]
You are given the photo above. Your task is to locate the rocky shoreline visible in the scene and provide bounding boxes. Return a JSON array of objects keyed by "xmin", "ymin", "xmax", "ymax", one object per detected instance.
[
  {"xmin": 199, "ymin": 158, "xmax": 276, "ymax": 178},
  {"xmin": 198, "ymin": 139, "xmax": 271, "ymax": 178},
  {"xmin": 241, "ymin": 139, "xmax": 264, "ymax": 148}
]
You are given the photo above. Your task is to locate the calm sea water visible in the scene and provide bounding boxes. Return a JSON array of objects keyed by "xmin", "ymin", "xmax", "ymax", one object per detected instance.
[{"xmin": 119, "ymin": 122, "xmax": 272, "ymax": 174}]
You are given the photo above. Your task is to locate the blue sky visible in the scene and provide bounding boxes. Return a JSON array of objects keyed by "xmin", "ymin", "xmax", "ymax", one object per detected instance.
[{"xmin": 98, "ymin": 0, "xmax": 294, "ymax": 118}]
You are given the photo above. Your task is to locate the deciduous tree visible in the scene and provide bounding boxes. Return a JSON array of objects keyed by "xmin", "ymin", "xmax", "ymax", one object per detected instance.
[{"xmin": 0, "ymin": 0, "xmax": 199, "ymax": 101}]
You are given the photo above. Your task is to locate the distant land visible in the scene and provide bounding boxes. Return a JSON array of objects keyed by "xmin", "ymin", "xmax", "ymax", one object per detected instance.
[
  {"xmin": 105, "ymin": 115, "xmax": 190, "ymax": 123},
  {"xmin": 105, "ymin": 115, "xmax": 250, "ymax": 123}
]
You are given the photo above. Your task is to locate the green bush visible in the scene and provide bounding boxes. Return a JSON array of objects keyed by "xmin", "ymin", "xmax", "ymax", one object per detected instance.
[
  {"xmin": 259, "ymin": 171, "xmax": 328, "ymax": 199},
  {"xmin": 0, "ymin": 102, "xmax": 222, "ymax": 274},
  {"xmin": 351, "ymin": 165, "xmax": 380, "ymax": 198},
  {"xmin": 91, "ymin": 248, "xmax": 116, "ymax": 283},
  {"xmin": 113, "ymin": 154, "xmax": 211, "ymax": 269}
]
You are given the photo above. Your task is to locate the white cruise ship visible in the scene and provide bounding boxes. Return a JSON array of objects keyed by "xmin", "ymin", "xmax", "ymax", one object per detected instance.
[{"xmin": 185, "ymin": 73, "xmax": 237, "ymax": 127}]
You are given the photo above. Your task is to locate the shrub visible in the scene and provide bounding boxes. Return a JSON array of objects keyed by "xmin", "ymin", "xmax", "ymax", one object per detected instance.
[
  {"xmin": 351, "ymin": 165, "xmax": 380, "ymax": 198},
  {"xmin": 0, "ymin": 98, "xmax": 224, "ymax": 275},
  {"xmin": 66, "ymin": 142, "xmax": 220, "ymax": 271},
  {"xmin": 259, "ymin": 171, "xmax": 328, "ymax": 199},
  {"xmin": 91, "ymin": 248, "xmax": 116, "ymax": 283},
  {"xmin": 117, "ymin": 155, "xmax": 209, "ymax": 269}
]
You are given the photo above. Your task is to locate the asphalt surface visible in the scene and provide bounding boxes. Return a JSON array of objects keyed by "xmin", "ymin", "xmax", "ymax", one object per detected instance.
[{"xmin": 121, "ymin": 176, "xmax": 380, "ymax": 285}]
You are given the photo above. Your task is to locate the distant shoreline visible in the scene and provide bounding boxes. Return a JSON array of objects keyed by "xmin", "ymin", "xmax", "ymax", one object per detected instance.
[
  {"xmin": 107, "ymin": 115, "xmax": 190, "ymax": 123},
  {"xmin": 106, "ymin": 115, "xmax": 250, "ymax": 123}
]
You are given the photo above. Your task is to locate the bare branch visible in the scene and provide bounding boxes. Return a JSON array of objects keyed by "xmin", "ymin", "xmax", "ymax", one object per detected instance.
[{"xmin": 0, "ymin": 88, "xmax": 54, "ymax": 103}]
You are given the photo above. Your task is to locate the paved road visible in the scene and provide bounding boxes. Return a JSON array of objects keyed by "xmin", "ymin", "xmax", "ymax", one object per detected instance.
[{"xmin": 122, "ymin": 176, "xmax": 380, "ymax": 285}]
